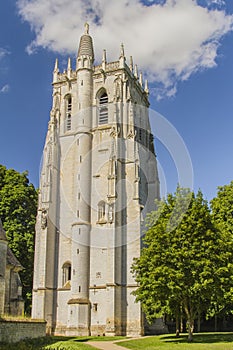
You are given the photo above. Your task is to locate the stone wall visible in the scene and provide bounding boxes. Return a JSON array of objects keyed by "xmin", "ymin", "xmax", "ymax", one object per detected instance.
[{"xmin": 0, "ymin": 319, "xmax": 46, "ymax": 343}]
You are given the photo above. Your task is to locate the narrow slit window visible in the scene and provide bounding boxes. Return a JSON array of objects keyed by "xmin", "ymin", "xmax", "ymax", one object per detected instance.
[
  {"xmin": 98, "ymin": 201, "xmax": 106, "ymax": 222},
  {"xmin": 67, "ymin": 96, "xmax": 72, "ymax": 112},
  {"xmin": 66, "ymin": 95, "xmax": 72, "ymax": 131},
  {"xmin": 66, "ymin": 114, "xmax": 71, "ymax": 131}
]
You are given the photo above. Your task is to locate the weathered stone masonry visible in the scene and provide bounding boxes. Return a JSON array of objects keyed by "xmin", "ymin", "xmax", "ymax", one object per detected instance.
[{"xmin": 32, "ymin": 24, "xmax": 160, "ymax": 336}]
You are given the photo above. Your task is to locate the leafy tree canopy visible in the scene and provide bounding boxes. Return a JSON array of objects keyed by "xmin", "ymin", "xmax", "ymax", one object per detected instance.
[
  {"xmin": 0, "ymin": 164, "xmax": 38, "ymax": 314},
  {"xmin": 211, "ymin": 181, "xmax": 233, "ymax": 236},
  {"xmin": 132, "ymin": 187, "xmax": 233, "ymax": 342},
  {"xmin": 210, "ymin": 181, "xmax": 233, "ymax": 317}
]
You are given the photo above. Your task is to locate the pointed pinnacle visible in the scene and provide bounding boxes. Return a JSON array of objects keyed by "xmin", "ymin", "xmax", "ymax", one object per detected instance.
[
  {"xmin": 67, "ymin": 57, "xmax": 71, "ymax": 70},
  {"xmin": 102, "ymin": 49, "xmax": 107, "ymax": 63},
  {"xmin": 54, "ymin": 58, "xmax": 59, "ymax": 72},
  {"xmin": 145, "ymin": 79, "xmax": 149, "ymax": 94},
  {"xmin": 139, "ymin": 72, "xmax": 143, "ymax": 86},
  {"xmin": 129, "ymin": 56, "xmax": 133, "ymax": 72},
  {"xmin": 134, "ymin": 64, "xmax": 138, "ymax": 79},
  {"xmin": 120, "ymin": 43, "xmax": 125, "ymax": 58}
]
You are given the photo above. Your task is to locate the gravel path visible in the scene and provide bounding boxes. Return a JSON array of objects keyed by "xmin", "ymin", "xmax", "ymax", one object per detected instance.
[{"xmin": 88, "ymin": 340, "xmax": 129, "ymax": 350}]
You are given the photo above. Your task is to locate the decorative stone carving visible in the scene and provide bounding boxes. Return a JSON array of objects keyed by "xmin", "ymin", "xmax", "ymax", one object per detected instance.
[
  {"xmin": 41, "ymin": 209, "xmax": 48, "ymax": 230},
  {"xmin": 127, "ymin": 129, "xmax": 135, "ymax": 139},
  {"xmin": 110, "ymin": 126, "xmax": 120, "ymax": 138}
]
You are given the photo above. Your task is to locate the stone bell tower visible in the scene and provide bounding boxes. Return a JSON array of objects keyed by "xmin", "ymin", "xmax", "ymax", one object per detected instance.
[{"xmin": 32, "ymin": 24, "xmax": 160, "ymax": 336}]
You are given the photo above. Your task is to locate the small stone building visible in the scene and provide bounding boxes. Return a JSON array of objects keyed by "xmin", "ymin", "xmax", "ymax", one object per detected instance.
[{"xmin": 0, "ymin": 218, "xmax": 24, "ymax": 316}]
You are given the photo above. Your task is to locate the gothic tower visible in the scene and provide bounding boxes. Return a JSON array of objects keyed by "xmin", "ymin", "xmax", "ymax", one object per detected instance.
[{"xmin": 32, "ymin": 24, "xmax": 160, "ymax": 336}]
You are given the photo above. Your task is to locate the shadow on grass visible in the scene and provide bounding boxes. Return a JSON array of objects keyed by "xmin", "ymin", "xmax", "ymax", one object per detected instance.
[
  {"xmin": 0, "ymin": 336, "xmax": 77, "ymax": 350},
  {"xmin": 73, "ymin": 338, "xmax": 90, "ymax": 343},
  {"xmin": 161, "ymin": 332, "xmax": 233, "ymax": 344}
]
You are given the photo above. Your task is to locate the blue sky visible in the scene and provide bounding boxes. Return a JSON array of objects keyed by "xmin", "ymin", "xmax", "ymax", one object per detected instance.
[{"xmin": 0, "ymin": 0, "xmax": 233, "ymax": 201}]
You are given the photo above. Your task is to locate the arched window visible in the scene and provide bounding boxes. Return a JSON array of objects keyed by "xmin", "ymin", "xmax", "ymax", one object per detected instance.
[
  {"xmin": 65, "ymin": 95, "xmax": 72, "ymax": 131},
  {"xmin": 62, "ymin": 262, "xmax": 71, "ymax": 286},
  {"xmin": 98, "ymin": 201, "xmax": 106, "ymax": 222},
  {"xmin": 98, "ymin": 92, "xmax": 108, "ymax": 125}
]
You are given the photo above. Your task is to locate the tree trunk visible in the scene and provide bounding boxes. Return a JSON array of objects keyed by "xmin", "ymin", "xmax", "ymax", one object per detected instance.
[
  {"xmin": 183, "ymin": 301, "xmax": 194, "ymax": 342},
  {"xmin": 176, "ymin": 317, "xmax": 180, "ymax": 337},
  {"xmin": 180, "ymin": 315, "xmax": 183, "ymax": 333},
  {"xmin": 187, "ymin": 318, "xmax": 194, "ymax": 342},
  {"xmin": 180, "ymin": 305, "xmax": 183, "ymax": 333}
]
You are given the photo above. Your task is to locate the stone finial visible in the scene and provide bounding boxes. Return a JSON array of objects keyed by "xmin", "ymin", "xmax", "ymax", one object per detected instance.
[{"xmin": 84, "ymin": 22, "xmax": 89, "ymax": 35}]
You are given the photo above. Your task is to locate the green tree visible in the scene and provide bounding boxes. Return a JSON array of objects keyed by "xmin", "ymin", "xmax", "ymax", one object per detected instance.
[
  {"xmin": 0, "ymin": 165, "xmax": 38, "ymax": 314},
  {"xmin": 132, "ymin": 187, "xmax": 233, "ymax": 342},
  {"xmin": 210, "ymin": 181, "xmax": 233, "ymax": 324},
  {"xmin": 211, "ymin": 181, "xmax": 233, "ymax": 236}
]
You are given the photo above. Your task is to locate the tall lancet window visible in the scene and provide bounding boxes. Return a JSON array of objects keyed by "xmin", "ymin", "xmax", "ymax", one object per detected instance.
[
  {"xmin": 99, "ymin": 92, "xmax": 108, "ymax": 125},
  {"xmin": 65, "ymin": 95, "xmax": 72, "ymax": 131},
  {"xmin": 98, "ymin": 201, "xmax": 106, "ymax": 222},
  {"xmin": 62, "ymin": 262, "xmax": 71, "ymax": 286}
]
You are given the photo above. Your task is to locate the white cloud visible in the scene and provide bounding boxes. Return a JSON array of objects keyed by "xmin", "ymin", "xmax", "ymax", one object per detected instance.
[
  {"xmin": 17, "ymin": 0, "xmax": 233, "ymax": 98},
  {"xmin": 0, "ymin": 84, "xmax": 10, "ymax": 94},
  {"xmin": 0, "ymin": 48, "xmax": 10, "ymax": 60},
  {"xmin": 205, "ymin": 0, "xmax": 225, "ymax": 7}
]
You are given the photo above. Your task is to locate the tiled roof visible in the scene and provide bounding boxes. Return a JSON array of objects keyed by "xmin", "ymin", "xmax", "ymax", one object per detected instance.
[{"xmin": 7, "ymin": 247, "xmax": 23, "ymax": 269}]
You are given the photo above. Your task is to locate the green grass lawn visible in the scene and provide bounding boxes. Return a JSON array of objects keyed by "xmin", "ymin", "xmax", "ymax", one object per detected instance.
[
  {"xmin": 119, "ymin": 333, "xmax": 233, "ymax": 350},
  {"xmin": 1, "ymin": 334, "xmax": 233, "ymax": 350}
]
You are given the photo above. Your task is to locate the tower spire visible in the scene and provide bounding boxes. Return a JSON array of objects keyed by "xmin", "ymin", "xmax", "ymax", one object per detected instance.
[{"xmin": 76, "ymin": 23, "xmax": 94, "ymax": 69}]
